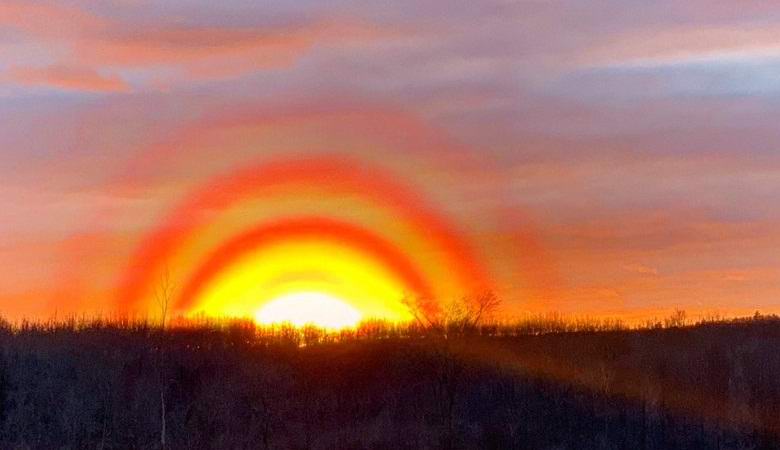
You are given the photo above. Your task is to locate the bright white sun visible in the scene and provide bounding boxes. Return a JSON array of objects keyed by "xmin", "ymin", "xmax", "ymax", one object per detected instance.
[{"xmin": 254, "ymin": 291, "xmax": 363, "ymax": 329}]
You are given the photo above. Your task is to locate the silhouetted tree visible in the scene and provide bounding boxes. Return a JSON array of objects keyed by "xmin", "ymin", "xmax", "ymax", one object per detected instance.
[
  {"xmin": 664, "ymin": 309, "xmax": 688, "ymax": 328},
  {"xmin": 155, "ymin": 267, "xmax": 174, "ymax": 330},
  {"xmin": 154, "ymin": 267, "xmax": 175, "ymax": 449},
  {"xmin": 402, "ymin": 290, "xmax": 501, "ymax": 337}
]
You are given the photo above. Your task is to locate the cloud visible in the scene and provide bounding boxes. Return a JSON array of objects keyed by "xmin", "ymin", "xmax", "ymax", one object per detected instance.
[
  {"xmin": 0, "ymin": 2, "xmax": 105, "ymax": 37},
  {"xmin": 7, "ymin": 65, "xmax": 129, "ymax": 93},
  {"xmin": 0, "ymin": 1, "xmax": 387, "ymax": 92},
  {"xmin": 72, "ymin": 21, "xmax": 378, "ymax": 77},
  {"xmin": 580, "ymin": 25, "xmax": 780, "ymax": 69}
]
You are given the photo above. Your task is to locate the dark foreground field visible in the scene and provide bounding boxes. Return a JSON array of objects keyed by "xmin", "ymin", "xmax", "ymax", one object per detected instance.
[{"xmin": 0, "ymin": 316, "xmax": 779, "ymax": 449}]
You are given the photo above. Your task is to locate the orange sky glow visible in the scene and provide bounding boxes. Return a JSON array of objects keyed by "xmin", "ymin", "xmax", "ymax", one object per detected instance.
[{"xmin": 1, "ymin": 0, "xmax": 779, "ymax": 324}]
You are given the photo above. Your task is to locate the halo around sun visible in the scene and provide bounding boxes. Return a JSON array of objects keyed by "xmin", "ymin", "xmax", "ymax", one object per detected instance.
[{"xmin": 117, "ymin": 155, "xmax": 491, "ymax": 329}]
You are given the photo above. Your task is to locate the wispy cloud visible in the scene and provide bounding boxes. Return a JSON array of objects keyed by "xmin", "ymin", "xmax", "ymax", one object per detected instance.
[
  {"xmin": 580, "ymin": 25, "xmax": 780, "ymax": 69},
  {"xmin": 0, "ymin": 1, "xmax": 388, "ymax": 92},
  {"xmin": 7, "ymin": 65, "xmax": 129, "ymax": 92}
]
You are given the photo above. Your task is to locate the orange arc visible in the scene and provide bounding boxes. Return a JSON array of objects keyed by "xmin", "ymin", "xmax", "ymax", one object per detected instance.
[
  {"xmin": 117, "ymin": 155, "xmax": 490, "ymax": 314},
  {"xmin": 176, "ymin": 217, "xmax": 437, "ymax": 314}
]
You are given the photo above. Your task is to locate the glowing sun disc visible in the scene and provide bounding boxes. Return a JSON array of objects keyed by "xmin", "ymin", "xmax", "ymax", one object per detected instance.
[{"xmin": 254, "ymin": 292, "xmax": 362, "ymax": 329}]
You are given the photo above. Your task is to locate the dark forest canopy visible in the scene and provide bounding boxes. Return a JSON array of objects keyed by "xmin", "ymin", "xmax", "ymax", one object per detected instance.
[{"xmin": 0, "ymin": 315, "xmax": 778, "ymax": 449}]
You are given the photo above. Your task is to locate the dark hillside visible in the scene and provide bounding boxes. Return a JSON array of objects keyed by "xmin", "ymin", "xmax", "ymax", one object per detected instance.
[{"xmin": 0, "ymin": 318, "xmax": 778, "ymax": 449}]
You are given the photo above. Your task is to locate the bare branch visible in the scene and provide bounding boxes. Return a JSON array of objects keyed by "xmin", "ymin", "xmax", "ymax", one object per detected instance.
[
  {"xmin": 401, "ymin": 293, "xmax": 442, "ymax": 331},
  {"xmin": 155, "ymin": 266, "xmax": 175, "ymax": 329}
]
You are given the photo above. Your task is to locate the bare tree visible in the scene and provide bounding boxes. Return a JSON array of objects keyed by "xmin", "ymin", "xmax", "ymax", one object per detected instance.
[
  {"xmin": 460, "ymin": 290, "xmax": 501, "ymax": 330},
  {"xmin": 402, "ymin": 290, "xmax": 501, "ymax": 337},
  {"xmin": 154, "ymin": 266, "xmax": 175, "ymax": 449},
  {"xmin": 401, "ymin": 294, "xmax": 442, "ymax": 331},
  {"xmin": 664, "ymin": 309, "xmax": 687, "ymax": 328},
  {"xmin": 155, "ymin": 266, "xmax": 175, "ymax": 330},
  {"xmin": 401, "ymin": 291, "xmax": 500, "ymax": 448}
]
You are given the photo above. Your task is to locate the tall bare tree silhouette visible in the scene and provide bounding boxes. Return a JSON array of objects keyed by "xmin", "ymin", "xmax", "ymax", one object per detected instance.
[{"xmin": 154, "ymin": 266, "xmax": 175, "ymax": 449}]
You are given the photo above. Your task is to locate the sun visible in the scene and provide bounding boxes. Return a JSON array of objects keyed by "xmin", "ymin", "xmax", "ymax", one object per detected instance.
[
  {"xmin": 254, "ymin": 291, "xmax": 362, "ymax": 329},
  {"xmin": 184, "ymin": 237, "xmax": 417, "ymax": 327}
]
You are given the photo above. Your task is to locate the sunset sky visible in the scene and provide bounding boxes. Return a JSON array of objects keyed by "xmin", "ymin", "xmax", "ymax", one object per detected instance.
[{"xmin": 1, "ymin": 0, "xmax": 779, "ymax": 322}]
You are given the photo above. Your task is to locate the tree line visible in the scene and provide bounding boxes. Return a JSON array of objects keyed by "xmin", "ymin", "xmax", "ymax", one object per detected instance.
[{"xmin": 0, "ymin": 312, "xmax": 778, "ymax": 448}]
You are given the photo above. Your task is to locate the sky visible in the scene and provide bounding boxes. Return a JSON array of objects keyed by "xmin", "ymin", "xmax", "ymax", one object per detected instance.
[{"xmin": 1, "ymin": 0, "xmax": 779, "ymax": 322}]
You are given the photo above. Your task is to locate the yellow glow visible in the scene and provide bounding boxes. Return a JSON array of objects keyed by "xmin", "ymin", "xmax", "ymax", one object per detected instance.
[
  {"xmin": 189, "ymin": 239, "xmax": 414, "ymax": 325},
  {"xmin": 255, "ymin": 291, "xmax": 362, "ymax": 329},
  {"xmin": 165, "ymin": 193, "xmax": 469, "ymax": 312}
]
